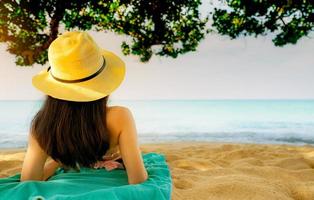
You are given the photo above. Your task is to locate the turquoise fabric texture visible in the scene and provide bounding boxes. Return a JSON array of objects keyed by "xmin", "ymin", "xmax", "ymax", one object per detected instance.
[{"xmin": 0, "ymin": 153, "xmax": 172, "ymax": 200}]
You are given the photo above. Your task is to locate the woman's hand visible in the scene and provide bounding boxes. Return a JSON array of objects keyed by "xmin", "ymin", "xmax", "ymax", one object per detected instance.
[{"xmin": 102, "ymin": 145, "xmax": 121, "ymax": 161}]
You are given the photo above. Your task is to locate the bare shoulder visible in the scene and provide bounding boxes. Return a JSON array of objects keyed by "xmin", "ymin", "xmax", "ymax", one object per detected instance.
[
  {"xmin": 107, "ymin": 105, "xmax": 132, "ymax": 116},
  {"xmin": 106, "ymin": 106, "xmax": 133, "ymax": 122},
  {"xmin": 106, "ymin": 106, "xmax": 135, "ymax": 136}
]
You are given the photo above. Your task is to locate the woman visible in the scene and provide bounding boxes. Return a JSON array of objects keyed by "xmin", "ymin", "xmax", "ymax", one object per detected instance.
[{"xmin": 20, "ymin": 31, "xmax": 148, "ymax": 185}]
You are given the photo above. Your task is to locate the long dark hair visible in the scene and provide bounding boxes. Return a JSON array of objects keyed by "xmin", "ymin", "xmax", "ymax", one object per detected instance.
[{"xmin": 30, "ymin": 95, "xmax": 110, "ymax": 170}]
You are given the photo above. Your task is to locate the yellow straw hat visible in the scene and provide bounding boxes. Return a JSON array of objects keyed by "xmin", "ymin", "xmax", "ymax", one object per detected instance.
[{"xmin": 32, "ymin": 31, "xmax": 126, "ymax": 102}]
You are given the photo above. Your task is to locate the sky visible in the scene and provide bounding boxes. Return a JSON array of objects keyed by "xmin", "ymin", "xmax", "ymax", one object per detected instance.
[{"xmin": 0, "ymin": 7, "xmax": 313, "ymax": 100}]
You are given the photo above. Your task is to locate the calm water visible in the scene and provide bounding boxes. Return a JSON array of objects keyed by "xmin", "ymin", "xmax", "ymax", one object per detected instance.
[{"xmin": 0, "ymin": 100, "xmax": 314, "ymax": 148}]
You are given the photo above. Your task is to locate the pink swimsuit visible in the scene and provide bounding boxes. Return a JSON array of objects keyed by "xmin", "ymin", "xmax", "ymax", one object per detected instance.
[{"xmin": 93, "ymin": 145, "xmax": 125, "ymax": 171}]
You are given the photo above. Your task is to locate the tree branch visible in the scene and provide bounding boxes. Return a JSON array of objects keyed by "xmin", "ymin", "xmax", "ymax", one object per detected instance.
[
  {"xmin": 23, "ymin": 2, "xmax": 65, "ymax": 65},
  {"xmin": 279, "ymin": 17, "xmax": 286, "ymax": 26}
]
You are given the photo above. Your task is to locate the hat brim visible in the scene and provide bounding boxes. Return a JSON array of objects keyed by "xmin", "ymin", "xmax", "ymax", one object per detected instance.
[{"xmin": 32, "ymin": 49, "xmax": 126, "ymax": 102}]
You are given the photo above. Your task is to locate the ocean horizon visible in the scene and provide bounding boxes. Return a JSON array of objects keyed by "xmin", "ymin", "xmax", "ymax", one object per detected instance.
[{"xmin": 0, "ymin": 99, "xmax": 314, "ymax": 149}]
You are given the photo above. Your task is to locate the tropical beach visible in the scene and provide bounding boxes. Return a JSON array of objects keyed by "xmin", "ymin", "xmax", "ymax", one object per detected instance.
[
  {"xmin": 0, "ymin": 0, "xmax": 313, "ymax": 199},
  {"xmin": 1, "ymin": 142, "xmax": 314, "ymax": 199}
]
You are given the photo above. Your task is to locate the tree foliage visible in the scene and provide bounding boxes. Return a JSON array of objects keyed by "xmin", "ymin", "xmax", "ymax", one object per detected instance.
[
  {"xmin": 211, "ymin": 0, "xmax": 314, "ymax": 46},
  {"xmin": 0, "ymin": 0, "xmax": 313, "ymax": 67},
  {"xmin": 0, "ymin": 0, "xmax": 208, "ymax": 66}
]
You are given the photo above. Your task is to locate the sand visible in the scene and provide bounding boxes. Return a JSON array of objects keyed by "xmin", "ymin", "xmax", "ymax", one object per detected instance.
[{"xmin": 1, "ymin": 142, "xmax": 314, "ymax": 200}]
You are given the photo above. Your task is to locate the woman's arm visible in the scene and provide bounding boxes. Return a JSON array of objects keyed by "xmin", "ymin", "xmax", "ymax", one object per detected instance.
[
  {"xmin": 110, "ymin": 106, "xmax": 148, "ymax": 184},
  {"xmin": 42, "ymin": 159, "xmax": 61, "ymax": 181},
  {"xmin": 20, "ymin": 133, "xmax": 60, "ymax": 181},
  {"xmin": 20, "ymin": 133, "xmax": 48, "ymax": 181}
]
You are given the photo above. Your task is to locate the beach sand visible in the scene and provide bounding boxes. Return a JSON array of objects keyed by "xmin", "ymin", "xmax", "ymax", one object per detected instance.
[{"xmin": 1, "ymin": 142, "xmax": 314, "ymax": 199}]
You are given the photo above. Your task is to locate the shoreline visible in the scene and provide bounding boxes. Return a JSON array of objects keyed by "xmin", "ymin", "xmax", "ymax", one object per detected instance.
[
  {"xmin": 1, "ymin": 140, "xmax": 314, "ymax": 151},
  {"xmin": 1, "ymin": 142, "xmax": 314, "ymax": 199}
]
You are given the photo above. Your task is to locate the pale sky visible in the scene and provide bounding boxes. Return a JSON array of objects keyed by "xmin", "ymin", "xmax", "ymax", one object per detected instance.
[{"xmin": 0, "ymin": 29, "xmax": 313, "ymax": 100}]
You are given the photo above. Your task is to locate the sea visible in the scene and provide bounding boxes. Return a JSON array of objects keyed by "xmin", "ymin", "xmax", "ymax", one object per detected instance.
[{"xmin": 0, "ymin": 100, "xmax": 314, "ymax": 149}]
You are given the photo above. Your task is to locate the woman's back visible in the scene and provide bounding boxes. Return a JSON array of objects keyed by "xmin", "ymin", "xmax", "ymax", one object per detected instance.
[{"xmin": 21, "ymin": 103, "xmax": 148, "ymax": 184}]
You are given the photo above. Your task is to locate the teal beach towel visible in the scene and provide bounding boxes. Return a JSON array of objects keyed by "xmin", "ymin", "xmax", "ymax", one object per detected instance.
[{"xmin": 0, "ymin": 153, "xmax": 172, "ymax": 200}]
